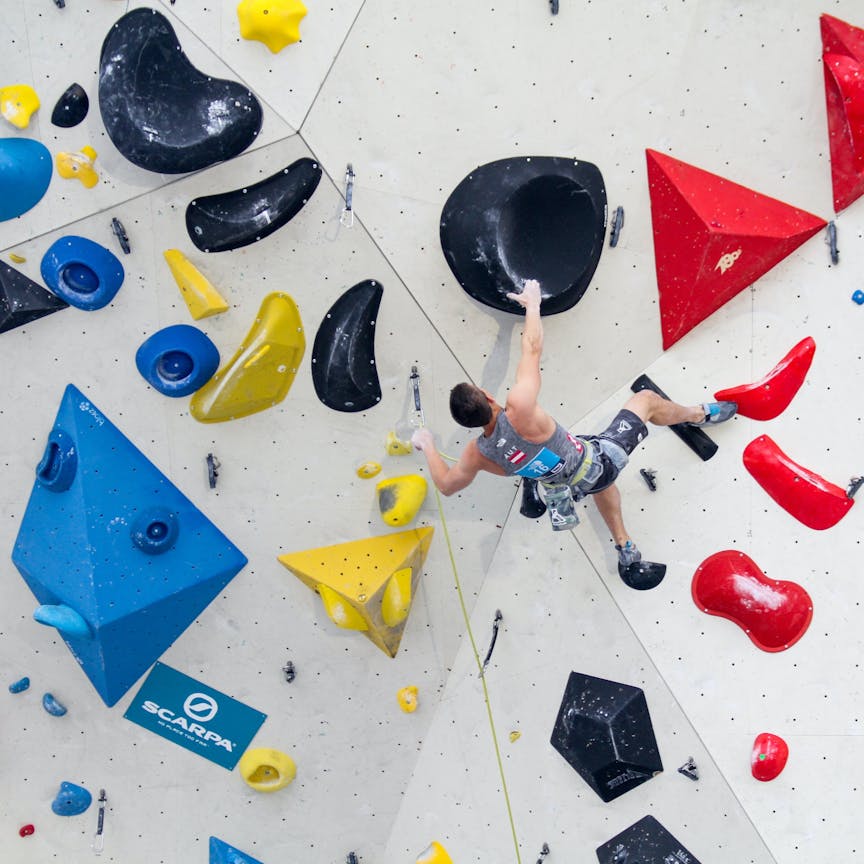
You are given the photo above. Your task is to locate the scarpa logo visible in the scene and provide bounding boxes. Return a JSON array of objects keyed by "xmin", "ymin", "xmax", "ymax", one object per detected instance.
[{"xmin": 184, "ymin": 692, "xmax": 218, "ymax": 722}]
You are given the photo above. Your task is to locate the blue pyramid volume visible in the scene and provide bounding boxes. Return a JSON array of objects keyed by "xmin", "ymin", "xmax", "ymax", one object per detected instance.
[
  {"xmin": 209, "ymin": 836, "xmax": 265, "ymax": 864},
  {"xmin": 11, "ymin": 384, "xmax": 247, "ymax": 707}
]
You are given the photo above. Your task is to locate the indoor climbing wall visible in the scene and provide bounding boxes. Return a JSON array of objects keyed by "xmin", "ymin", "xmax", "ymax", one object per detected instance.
[{"xmin": 1, "ymin": 1, "xmax": 862, "ymax": 863}]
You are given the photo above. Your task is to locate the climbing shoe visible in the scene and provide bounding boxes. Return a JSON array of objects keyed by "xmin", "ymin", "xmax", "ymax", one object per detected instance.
[
  {"xmin": 690, "ymin": 401, "xmax": 737, "ymax": 426},
  {"xmin": 615, "ymin": 540, "xmax": 642, "ymax": 568}
]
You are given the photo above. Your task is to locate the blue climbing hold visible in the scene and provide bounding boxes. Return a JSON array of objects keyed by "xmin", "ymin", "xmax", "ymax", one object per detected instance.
[
  {"xmin": 40, "ymin": 236, "xmax": 124, "ymax": 311},
  {"xmin": 852, "ymin": 290, "xmax": 864, "ymax": 305},
  {"xmin": 8, "ymin": 676, "xmax": 30, "ymax": 693},
  {"xmin": 42, "ymin": 693, "xmax": 68, "ymax": 716},
  {"xmin": 0, "ymin": 138, "xmax": 53, "ymax": 222},
  {"xmin": 209, "ymin": 836, "xmax": 265, "ymax": 864},
  {"xmin": 51, "ymin": 782, "xmax": 91, "ymax": 816},
  {"xmin": 34, "ymin": 604, "xmax": 91, "ymax": 638},
  {"xmin": 135, "ymin": 324, "xmax": 220, "ymax": 397},
  {"xmin": 11, "ymin": 384, "xmax": 248, "ymax": 707}
]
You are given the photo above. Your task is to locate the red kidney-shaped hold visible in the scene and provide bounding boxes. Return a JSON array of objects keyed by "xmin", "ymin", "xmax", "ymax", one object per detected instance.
[{"xmin": 751, "ymin": 732, "xmax": 789, "ymax": 781}]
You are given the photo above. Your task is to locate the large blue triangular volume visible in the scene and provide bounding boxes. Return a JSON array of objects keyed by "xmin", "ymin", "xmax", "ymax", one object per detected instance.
[
  {"xmin": 209, "ymin": 836, "xmax": 265, "ymax": 864},
  {"xmin": 11, "ymin": 384, "xmax": 247, "ymax": 707}
]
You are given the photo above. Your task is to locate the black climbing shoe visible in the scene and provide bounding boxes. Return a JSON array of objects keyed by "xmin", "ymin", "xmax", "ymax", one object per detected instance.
[
  {"xmin": 689, "ymin": 401, "xmax": 737, "ymax": 426},
  {"xmin": 618, "ymin": 560, "xmax": 667, "ymax": 590},
  {"xmin": 615, "ymin": 540, "xmax": 642, "ymax": 568}
]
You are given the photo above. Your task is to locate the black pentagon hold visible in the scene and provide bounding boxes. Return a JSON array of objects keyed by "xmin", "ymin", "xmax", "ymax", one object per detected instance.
[
  {"xmin": 311, "ymin": 280, "xmax": 383, "ymax": 413},
  {"xmin": 596, "ymin": 815, "xmax": 702, "ymax": 864},
  {"xmin": 440, "ymin": 157, "xmax": 607, "ymax": 315},
  {"xmin": 185, "ymin": 158, "xmax": 322, "ymax": 253},
  {"xmin": 98, "ymin": 8, "xmax": 263, "ymax": 174},
  {"xmin": 550, "ymin": 671, "xmax": 663, "ymax": 803},
  {"xmin": 51, "ymin": 83, "xmax": 89, "ymax": 128}
]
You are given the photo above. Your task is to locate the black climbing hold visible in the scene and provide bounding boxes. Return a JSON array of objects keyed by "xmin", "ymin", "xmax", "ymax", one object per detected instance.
[
  {"xmin": 677, "ymin": 756, "xmax": 699, "ymax": 781},
  {"xmin": 98, "ymin": 8, "xmax": 263, "ymax": 174},
  {"xmin": 283, "ymin": 661, "xmax": 296, "ymax": 683},
  {"xmin": 440, "ymin": 156, "xmax": 606, "ymax": 315},
  {"xmin": 596, "ymin": 815, "xmax": 702, "ymax": 864},
  {"xmin": 185, "ymin": 158, "xmax": 322, "ymax": 253},
  {"xmin": 618, "ymin": 559, "xmax": 666, "ymax": 591},
  {"xmin": 520, "ymin": 477, "xmax": 547, "ymax": 518},
  {"xmin": 550, "ymin": 671, "xmax": 663, "ymax": 803},
  {"xmin": 0, "ymin": 260, "xmax": 68, "ymax": 334},
  {"xmin": 638, "ymin": 468, "xmax": 657, "ymax": 491},
  {"xmin": 631, "ymin": 374, "xmax": 718, "ymax": 461},
  {"xmin": 51, "ymin": 83, "xmax": 89, "ymax": 128},
  {"xmin": 311, "ymin": 280, "xmax": 382, "ymax": 413}
]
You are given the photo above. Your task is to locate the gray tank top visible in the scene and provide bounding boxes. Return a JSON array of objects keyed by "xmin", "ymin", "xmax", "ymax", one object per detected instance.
[{"xmin": 476, "ymin": 410, "xmax": 589, "ymax": 482}]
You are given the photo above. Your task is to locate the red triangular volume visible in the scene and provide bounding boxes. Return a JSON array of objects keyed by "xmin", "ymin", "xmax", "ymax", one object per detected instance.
[
  {"xmin": 821, "ymin": 15, "xmax": 864, "ymax": 212},
  {"xmin": 646, "ymin": 150, "xmax": 826, "ymax": 350}
]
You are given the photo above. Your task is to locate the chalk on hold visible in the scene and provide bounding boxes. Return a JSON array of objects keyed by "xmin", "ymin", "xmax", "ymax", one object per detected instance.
[
  {"xmin": 55, "ymin": 147, "xmax": 99, "ymax": 188},
  {"xmin": 416, "ymin": 842, "xmax": 453, "ymax": 864},
  {"xmin": 0, "ymin": 84, "xmax": 40, "ymax": 129},
  {"xmin": 386, "ymin": 431, "xmax": 412, "ymax": 455},
  {"xmin": 397, "ymin": 685, "xmax": 418, "ymax": 713},
  {"xmin": 238, "ymin": 747, "xmax": 296, "ymax": 792},
  {"xmin": 42, "ymin": 693, "xmax": 67, "ymax": 717},
  {"xmin": 237, "ymin": 0, "xmax": 307, "ymax": 53},
  {"xmin": 51, "ymin": 781, "xmax": 91, "ymax": 816},
  {"xmin": 9, "ymin": 676, "xmax": 30, "ymax": 693},
  {"xmin": 376, "ymin": 475, "xmax": 427, "ymax": 526},
  {"xmin": 356, "ymin": 461, "xmax": 382, "ymax": 479}
]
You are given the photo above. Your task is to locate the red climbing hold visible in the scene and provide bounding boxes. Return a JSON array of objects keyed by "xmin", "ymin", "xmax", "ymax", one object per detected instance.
[
  {"xmin": 646, "ymin": 149, "xmax": 826, "ymax": 349},
  {"xmin": 821, "ymin": 14, "xmax": 864, "ymax": 212},
  {"xmin": 692, "ymin": 550, "xmax": 813, "ymax": 652},
  {"xmin": 714, "ymin": 336, "xmax": 815, "ymax": 421},
  {"xmin": 751, "ymin": 732, "xmax": 789, "ymax": 782},
  {"xmin": 743, "ymin": 435, "xmax": 854, "ymax": 530},
  {"xmin": 19, "ymin": 824, "xmax": 35, "ymax": 837}
]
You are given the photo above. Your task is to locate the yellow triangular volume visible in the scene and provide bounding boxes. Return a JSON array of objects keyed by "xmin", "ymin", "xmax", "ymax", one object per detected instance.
[
  {"xmin": 317, "ymin": 584, "xmax": 369, "ymax": 631},
  {"xmin": 277, "ymin": 527, "xmax": 433, "ymax": 657},
  {"xmin": 163, "ymin": 249, "xmax": 229, "ymax": 320}
]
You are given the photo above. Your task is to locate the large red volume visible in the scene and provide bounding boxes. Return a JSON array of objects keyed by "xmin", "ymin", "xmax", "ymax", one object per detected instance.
[
  {"xmin": 821, "ymin": 13, "xmax": 864, "ymax": 212},
  {"xmin": 646, "ymin": 150, "xmax": 826, "ymax": 349}
]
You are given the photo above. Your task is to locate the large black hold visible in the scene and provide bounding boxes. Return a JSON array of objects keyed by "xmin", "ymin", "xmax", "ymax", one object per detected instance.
[
  {"xmin": 98, "ymin": 8, "xmax": 262, "ymax": 174},
  {"xmin": 440, "ymin": 157, "xmax": 606, "ymax": 315},
  {"xmin": 311, "ymin": 280, "xmax": 382, "ymax": 413},
  {"xmin": 51, "ymin": 83, "xmax": 89, "ymax": 128},
  {"xmin": 0, "ymin": 260, "xmax": 68, "ymax": 334},
  {"xmin": 185, "ymin": 158, "xmax": 322, "ymax": 253},
  {"xmin": 596, "ymin": 815, "xmax": 702, "ymax": 864},
  {"xmin": 550, "ymin": 671, "xmax": 662, "ymax": 802}
]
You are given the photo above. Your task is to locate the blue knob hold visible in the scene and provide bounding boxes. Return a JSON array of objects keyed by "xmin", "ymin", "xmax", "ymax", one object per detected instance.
[
  {"xmin": 51, "ymin": 782, "xmax": 92, "ymax": 816},
  {"xmin": 135, "ymin": 324, "xmax": 220, "ymax": 397},
  {"xmin": 42, "ymin": 693, "xmax": 68, "ymax": 716},
  {"xmin": 8, "ymin": 676, "xmax": 30, "ymax": 693},
  {"xmin": 40, "ymin": 236, "xmax": 124, "ymax": 310},
  {"xmin": 852, "ymin": 290, "xmax": 864, "ymax": 305}
]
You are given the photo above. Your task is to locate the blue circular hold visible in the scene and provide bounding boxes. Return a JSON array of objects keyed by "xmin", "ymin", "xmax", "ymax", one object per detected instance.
[
  {"xmin": 40, "ymin": 236, "xmax": 125, "ymax": 311},
  {"xmin": 135, "ymin": 324, "xmax": 219, "ymax": 397},
  {"xmin": 131, "ymin": 507, "xmax": 180, "ymax": 555},
  {"xmin": 0, "ymin": 138, "xmax": 52, "ymax": 222},
  {"xmin": 853, "ymin": 290, "xmax": 864, "ymax": 305}
]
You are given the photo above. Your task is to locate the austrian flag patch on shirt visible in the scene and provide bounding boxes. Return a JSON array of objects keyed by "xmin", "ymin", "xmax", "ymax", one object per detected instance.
[
  {"xmin": 506, "ymin": 449, "xmax": 526, "ymax": 465},
  {"xmin": 566, "ymin": 433, "xmax": 583, "ymax": 452}
]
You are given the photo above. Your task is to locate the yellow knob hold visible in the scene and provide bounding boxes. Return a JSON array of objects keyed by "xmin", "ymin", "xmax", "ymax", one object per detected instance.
[
  {"xmin": 163, "ymin": 249, "xmax": 229, "ymax": 320},
  {"xmin": 509, "ymin": 730, "xmax": 521, "ymax": 743},
  {"xmin": 416, "ymin": 841, "xmax": 453, "ymax": 864},
  {"xmin": 0, "ymin": 84, "xmax": 39, "ymax": 129},
  {"xmin": 356, "ymin": 461, "xmax": 382, "ymax": 479},
  {"xmin": 377, "ymin": 474, "xmax": 427, "ymax": 527},
  {"xmin": 56, "ymin": 146, "xmax": 99, "ymax": 188},
  {"xmin": 397, "ymin": 685, "xmax": 419, "ymax": 713},
  {"xmin": 317, "ymin": 584, "xmax": 368, "ymax": 631},
  {"xmin": 238, "ymin": 747, "xmax": 296, "ymax": 792},
  {"xmin": 386, "ymin": 430, "xmax": 412, "ymax": 455},
  {"xmin": 237, "ymin": 0, "xmax": 307, "ymax": 53}
]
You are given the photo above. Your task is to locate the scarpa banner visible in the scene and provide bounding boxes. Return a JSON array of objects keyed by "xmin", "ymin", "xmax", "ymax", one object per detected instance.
[{"xmin": 124, "ymin": 662, "xmax": 267, "ymax": 770}]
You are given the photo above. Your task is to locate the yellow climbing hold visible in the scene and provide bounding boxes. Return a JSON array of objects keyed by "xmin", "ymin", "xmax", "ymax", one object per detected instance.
[
  {"xmin": 55, "ymin": 146, "xmax": 99, "ymax": 188},
  {"xmin": 191, "ymin": 292, "xmax": 304, "ymax": 423},
  {"xmin": 237, "ymin": 0, "xmax": 307, "ymax": 53},
  {"xmin": 238, "ymin": 747, "xmax": 297, "ymax": 792},
  {"xmin": 381, "ymin": 567, "xmax": 412, "ymax": 627},
  {"xmin": 397, "ymin": 685, "xmax": 419, "ymax": 713},
  {"xmin": 356, "ymin": 460, "xmax": 382, "ymax": 479},
  {"xmin": 377, "ymin": 474, "xmax": 427, "ymax": 527},
  {"xmin": 277, "ymin": 527, "xmax": 434, "ymax": 658},
  {"xmin": 416, "ymin": 842, "xmax": 453, "ymax": 864},
  {"xmin": 163, "ymin": 249, "xmax": 229, "ymax": 320},
  {"xmin": 0, "ymin": 84, "xmax": 39, "ymax": 129},
  {"xmin": 9, "ymin": 253, "xmax": 26, "ymax": 263},
  {"xmin": 509, "ymin": 730, "xmax": 521, "ymax": 743},
  {"xmin": 386, "ymin": 430, "xmax": 412, "ymax": 456}
]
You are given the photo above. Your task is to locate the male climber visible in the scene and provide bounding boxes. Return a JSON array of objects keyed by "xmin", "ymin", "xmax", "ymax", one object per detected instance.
[{"xmin": 411, "ymin": 279, "xmax": 736, "ymax": 584}]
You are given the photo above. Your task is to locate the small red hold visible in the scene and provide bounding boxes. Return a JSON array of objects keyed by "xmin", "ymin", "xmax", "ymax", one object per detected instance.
[
  {"xmin": 751, "ymin": 732, "xmax": 789, "ymax": 781},
  {"xmin": 19, "ymin": 824, "xmax": 35, "ymax": 837}
]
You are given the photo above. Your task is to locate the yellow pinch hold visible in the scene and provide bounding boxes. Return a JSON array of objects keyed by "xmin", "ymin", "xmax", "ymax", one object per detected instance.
[
  {"xmin": 416, "ymin": 842, "xmax": 453, "ymax": 864},
  {"xmin": 190, "ymin": 292, "xmax": 305, "ymax": 423},
  {"xmin": 238, "ymin": 747, "xmax": 297, "ymax": 792},
  {"xmin": 9, "ymin": 253, "xmax": 26, "ymax": 263},
  {"xmin": 377, "ymin": 474, "xmax": 427, "ymax": 527},
  {"xmin": 56, "ymin": 146, "xmax": 99, "ymax": 188},
  {"xmin": 163, "ymin": 249, "xmax": 229, "ymax": 320},
  {"xmin": 381, "ymin": 566, "xmax": 412, "ymax": 627},
  {"xmin": 385, "ymin": 430, "xmax": 412, "ymax": 455},
  {"xmin": 397, "ymin": 685, "xmax": 419, "ymax": 713},
  {"xmin": 237, "ymin": 0, "xmax": 307, "ymax": 53},
  {"xmin": 317, "ymin": 584, "xmax": 368, "ymax": 631},
  {"xmin": 356, "ymin": 460, "xmax": 382, "ymax": 479},
  {"xmin": 0, "ymin": 84, "xmax": 39, "ymax": 129}
]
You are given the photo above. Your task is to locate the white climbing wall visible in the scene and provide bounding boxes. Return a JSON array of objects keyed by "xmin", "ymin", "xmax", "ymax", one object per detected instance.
[{"xmin": 0, "ymin": 1, "xmax": 861, "ymax": 862}]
